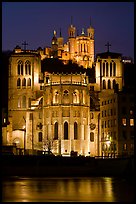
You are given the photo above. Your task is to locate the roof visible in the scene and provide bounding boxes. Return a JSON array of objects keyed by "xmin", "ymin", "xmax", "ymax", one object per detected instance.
[{"xmin": 96, "ymin": 51, "xmax": 122, "ymax": 59}]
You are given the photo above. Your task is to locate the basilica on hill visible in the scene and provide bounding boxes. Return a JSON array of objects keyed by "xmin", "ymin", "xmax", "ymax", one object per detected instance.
[{"xmin": 2, "ymin": 21, "xmax": 134, "ymax": 157}]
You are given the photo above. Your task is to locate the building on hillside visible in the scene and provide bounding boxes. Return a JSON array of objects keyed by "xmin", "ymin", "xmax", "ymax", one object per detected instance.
[{"xmin": 4, "ymin": 22, "xmax": 134, "ymax": 157}]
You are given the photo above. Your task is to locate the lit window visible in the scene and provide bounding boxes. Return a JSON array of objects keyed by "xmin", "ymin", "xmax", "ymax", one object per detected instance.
[
  {"xmin": 130, "ymin": 109, "xmax": 133, "ymax": 115},
  {"xmin": 130, "ymin": 119, "xmax": 134, "ymax": 126},
  {"xmin": 123, "ymin": 143, "xmax": 127, "ymax": 151},
  {"xmin": 122, "ymin": 118, "xmax": 126, "ymax": 126}
]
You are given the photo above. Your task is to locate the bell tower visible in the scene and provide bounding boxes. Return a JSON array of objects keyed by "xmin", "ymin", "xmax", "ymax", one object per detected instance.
[
  {"xmin": 87, "ymin": 17, "xmax": 95, "ymax": 63},
  {"xmin": 68, "ymin": 17, "xmax": 76, "ymax": 60},
  {"xmin": 51, "ymin": 30, "xmax": 58, "ymax": 58}
]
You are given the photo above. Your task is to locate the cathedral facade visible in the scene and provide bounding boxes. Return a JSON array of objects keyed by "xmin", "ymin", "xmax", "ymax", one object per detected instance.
[{"xmin": 5, "ymin": 22, "xmax": 134, "ymax": 157}]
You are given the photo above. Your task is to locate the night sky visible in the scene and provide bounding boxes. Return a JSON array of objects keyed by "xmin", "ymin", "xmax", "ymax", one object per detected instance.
[{"xmin": 2, "ymin": 2, "xmax": 134, "ymax": 60}]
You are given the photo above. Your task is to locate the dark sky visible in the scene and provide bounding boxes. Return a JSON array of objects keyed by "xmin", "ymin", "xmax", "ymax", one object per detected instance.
[{"xmin": 2, "ymin": 2, "xmax": 134, "ymax": 60}]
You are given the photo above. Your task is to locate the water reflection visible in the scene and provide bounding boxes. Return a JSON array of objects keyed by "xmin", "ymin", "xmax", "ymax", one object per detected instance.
[{"xmin": 2, "ymin": 177, "xmax": 134, "ymax": 202}]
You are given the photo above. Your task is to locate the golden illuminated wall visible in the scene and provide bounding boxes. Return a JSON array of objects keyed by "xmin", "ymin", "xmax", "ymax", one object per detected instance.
[
  {"xmin": 95, "ymin": 55, "xmax": 123, "ymax": 92},
  {"xmin": 8, "ymin": 52, "xmax": 41, "ymax": 131},
  {"xmin": 42, "ymin": 73, "xmax": 91, "ymax": 156}
]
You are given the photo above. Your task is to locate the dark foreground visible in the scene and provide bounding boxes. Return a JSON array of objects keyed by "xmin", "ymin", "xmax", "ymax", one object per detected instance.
[{"xmin": 2, "ymin": 155, "xmax": 134, "ymax": 178}]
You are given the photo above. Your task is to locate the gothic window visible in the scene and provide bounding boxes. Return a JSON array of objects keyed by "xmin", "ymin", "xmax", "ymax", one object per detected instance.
[
  {"xmin": 108, "ymin": 80, "xmax": 111, "ymax": 89},
  {"xmin": 25, "ymin": 61, "xmax": 31, "ymax": 75},
  {"xmin": 113, "ymin": 79, "xmax": 116, "ymax": 89},
  {"xmin": 103, "ymin": 63, "xmax": 105, "ymax": 76},
  {"xmin": 64, "ymin": 122, "xmax": 68, "ymax": 140},
  {"xmin": 90, "ymin": 132, "xmax": 94, "ymax": 142},
  {"xmin": 84, "ymin": 44, "xmax": 86, "ymax": 52},
  {"xmin": 22, "ymin": 78, "xmax": 26, "ymax": 88},
  {"xmin": 103, "ymin": 80, "xmax": 106, "ymax": 89},
  {"xmin": 74, "ymin": 122, "xmax": 78, "ymax": 140},
  {"xmin": 17, "ymin": 60, "xmax": 23, "ymax": 75},
  {"xmin": 17, "ymin": 78, "xmax": 21, "ymax": 88},
  {"xmin": 73, "ymin": 90, "xmax": 79, "ymax": 103},
  {"xmin": 18, "ymin": 97, "xmax": 21, "ymax": 108},
  {"xmin": 54, "ymin": 122, "xmax": 58, "ymax": 140},
  {"xmin": 110, "ymin": 62, "xmax": 112, "ymax": 76},
  {"xmin": 113, "ymin": 62, "xmax": 116, "ymax": 76},
  {"xmin": 28, "ymin": 98, "xmax": 31, "ymax": 108},
  {"xmin": 54, "ymin": 91, "xmax": 59, "ymax": 104},
  {"xmin": 63, "ymin": 90, "xmax": 69, "ymax": 104},
  {"xmin": 82, "ymin": 90, "xmax": 86, "ymax": 104},
  {"xmin": 106, "ymin": 62, "xmax": 108, "ymax": 76},
  {"xmin": 38, "ymin": 132, "xmax": 42, "ymax": 142},
  {"xmin": 27, "ymin": 78, "xmax": 31, "ymax": 87},
  {"xmin": 22, "ymin": 95, "xmax": 26, "ymax": 108}
]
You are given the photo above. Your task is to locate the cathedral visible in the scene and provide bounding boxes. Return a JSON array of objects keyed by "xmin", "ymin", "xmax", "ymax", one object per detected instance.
[{"xmin": 3, "ymin": 21, "xmax": 134, "ymax": 157}]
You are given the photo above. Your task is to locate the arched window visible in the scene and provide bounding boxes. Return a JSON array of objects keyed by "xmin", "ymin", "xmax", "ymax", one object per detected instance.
[
  {"xmin": 64, "ymin": 122, "xmax": 68, "ymax": 140},
  {"xmin": 113, "ymin": 79, "xmax": 116, "ymax": 89},
  {"xmin": 18, "ymin": 97, "xmax": 21, "ymax": 108},
  {"xmin": 113, "ymin": 62, "xmax": 116, "ymax": 76},
  {"xmin": 25, "ymin": 61, "xmax": 31, "ymax": 75},
  {"xmin": 17, "ymin": 78, "xmax": 21, "ymax": 88},
  {"xmin": 28, "ymin": 98, "xmax": 31, "ymax": 108},
  {"xmin": 17, "ymin": 60, "xmax": 23, "ymax": 75},
  {"xmin": 54, "ymin": 122, "xmax": 58, "ymax": 140},
  {"xmin": 22, "ymin": 96, "xmax": 26, "ymax": 108},
  {"xmin": 54, "ymin": 91, "xmax": 59, "ymax": 104},
  {"xmin": 82, "ymin": 90, "xmax": 86, "ymax": 104},
  {"xmin": 22, "ymin": 78, "xmax": 26, "ymax": 88},
  {"xmin": 103, "ymin": 80, "xmax": 106, "ymax": 89},
  {"xmin": 110, "ymin": 62, "xmax": 112, "ymax": 76},
  {"xmin": 103, "ymin": 63, "xmax": 105, "ymax": 76},
  {"xmin": 27, "ymin": 78, "xmax": 31, "ymax": 87},
  {"xmin": 38, "ymin": 132, "xmax": 42, "ymax": 142},
  {"xmin": 63, "ymin": 90, "xmax": 69, "ymax": 104},
  {"xmin": 73, "ymin": 90, "xmax": 79, "ymax": 104},
  {"xmin": 74, "ymin": 122, "xmax": 78, "ymax": 140},
  {"xmin": 90, "ymin": 132, "xmax": 94, "ymax": 141},
  {"xmin": 108, "ymin": 80, "xmax": 111, "ymax": 89},
  {"xmin": 106, "ymin": 62, "xmax": 108, "ymax": 76}
]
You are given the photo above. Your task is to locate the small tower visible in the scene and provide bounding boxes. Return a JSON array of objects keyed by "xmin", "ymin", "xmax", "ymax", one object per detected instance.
[
  {"xmin": 57, "ymin": 28, "xmax": 64, "ymax": 58},
  {"xmin": 68, "ymin": 17, "xmax": 76, "ymax": 59},
  {"xmin": 87, "ymin": 17, "xmax": 94, "ymax": 40},
  {"xmin": 51, "ymin": 30, "xmax": 58, "ymax": 58},
  {"xmin": 68, "ymin": 16, "xmax": 76, "ymax": 38},
  {"xmin": 57, "ymin": 28, "xmax": 64, "ymax": 48}
]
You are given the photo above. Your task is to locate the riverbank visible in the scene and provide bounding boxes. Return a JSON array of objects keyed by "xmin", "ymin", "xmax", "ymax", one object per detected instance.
[{"xmin": 2, "ymin": 155, "xmax": 134, "ymax": 178}]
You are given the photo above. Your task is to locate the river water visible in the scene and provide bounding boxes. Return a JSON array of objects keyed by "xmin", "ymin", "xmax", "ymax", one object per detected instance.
[{"xmin": 2, "ymin": 176, "xmax": 134, "ymax": 202}]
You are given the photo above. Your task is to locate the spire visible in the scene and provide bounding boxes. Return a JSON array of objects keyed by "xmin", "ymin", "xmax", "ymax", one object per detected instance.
[
  {"xmin": 53, "ymin": 30, "xmax": 56, "ymax": 37},
  {"xmin": 90, "ymin": 16, "xmax": 91, "ymax": 26},
  {"xmin": 81, "ymin": 28, "xmax": 85, "ymax": 35},
  {"xmin": 60, "ymin": 28, "xmax": 62, "ymax": 37},
  {"xmin": 71, "ymin": 16, "xmax": 73, "ymax": 26}
]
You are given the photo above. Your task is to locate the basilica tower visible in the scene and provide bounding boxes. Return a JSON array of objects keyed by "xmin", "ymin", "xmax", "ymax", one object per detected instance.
[{"xmin": 68, "ymin": 18, "xmax": 76, "ymax": 60}]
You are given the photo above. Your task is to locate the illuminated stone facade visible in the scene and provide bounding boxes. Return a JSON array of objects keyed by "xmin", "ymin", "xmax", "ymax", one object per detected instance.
[
  {"xmin": 25, "ymin": 73, "xmax": 91, "ymax": 156},
  {"xmin": 5, "ymin": 23, "xmax": 134, "ymax": 157},
  {"xmin": 41, "ymin": 23, "xmax": 95, "ymax": 68}
]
